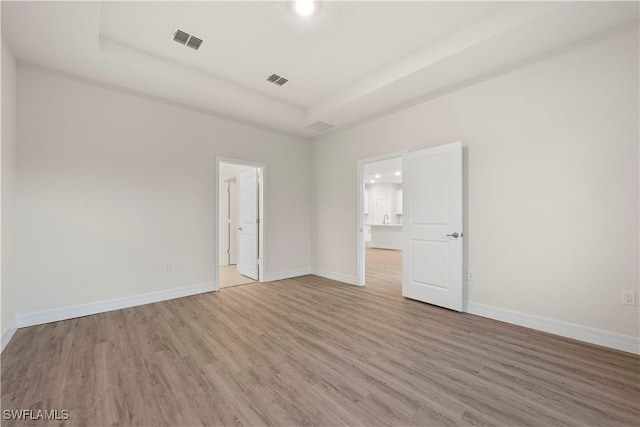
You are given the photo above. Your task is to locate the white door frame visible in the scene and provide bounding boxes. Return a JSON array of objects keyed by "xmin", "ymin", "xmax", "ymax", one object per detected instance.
[
  {"xmin": 356, "ymin": 150, "xmax": 407, "ymax": 286},
  {"xmin": 215, "ymin": 157, "xmax": 266, "ymax": 290}
]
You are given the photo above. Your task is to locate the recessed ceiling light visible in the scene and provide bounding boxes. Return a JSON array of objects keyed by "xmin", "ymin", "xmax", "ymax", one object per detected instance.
[
  {"xmin": 370, "ymin": 180, "xmax": 375, "ymax": 184},
  {"xmin": 395, "ymin": 171, "xmax": 402, "ymax": 176},
  {"xmin": 375, "ymin": 174, "xmax": 381, "ymax": 179},
  {"xmin": 294, "ymin": 0, "xmax": 316, "ymax": 17}
]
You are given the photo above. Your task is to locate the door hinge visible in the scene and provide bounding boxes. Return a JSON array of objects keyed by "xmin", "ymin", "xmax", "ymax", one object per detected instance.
[{"xmin": 257, "ymin": 218, "xmax": 260, "ymax": 224}]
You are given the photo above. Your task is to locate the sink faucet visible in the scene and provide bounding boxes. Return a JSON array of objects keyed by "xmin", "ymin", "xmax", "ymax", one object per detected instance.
[{"xmin": 383, "ymin": 214, "xmax": 390, "ymax": 225}]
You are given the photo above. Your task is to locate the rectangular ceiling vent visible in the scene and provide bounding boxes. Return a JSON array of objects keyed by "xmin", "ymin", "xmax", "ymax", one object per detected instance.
[
  {"xmin": 186, "ymin": 36, "xmax": 203, "ymax": 50},
  {"xmin": 305, "ymin": 121, "xmax": 334, "ymax": 132},
  {"xmin": 172, "ymin": 29, "xmax": 203, "ymax": 50},
  {"xmin": 267, "ymin": 74, "xmax": 289, "ymax": 86}
]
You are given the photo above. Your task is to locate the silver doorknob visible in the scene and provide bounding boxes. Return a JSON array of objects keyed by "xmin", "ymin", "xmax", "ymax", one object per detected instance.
[
  {"xmin": 446, "ymin": 232, "xmax": 460, "ymax": 238},
  {"xmin": 238, "ymin": 227, "xmax": 242, "ymax": 231}
]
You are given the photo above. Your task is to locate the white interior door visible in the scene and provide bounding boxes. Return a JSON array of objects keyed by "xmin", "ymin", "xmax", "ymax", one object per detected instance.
[
  {"xmin": 237, "ymin": 169, "xmax": 259, "ymax": 280},
  {"xmin": 402, "ymin": 141, "xmax": 463, "ymax": 311},
  {"xmin": 228, "ymin": 180, "xmax": 237, "ymax": 265}
]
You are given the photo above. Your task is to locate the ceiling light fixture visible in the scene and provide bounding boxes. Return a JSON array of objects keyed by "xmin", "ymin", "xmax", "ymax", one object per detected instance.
[
  {"xmin": 395, "ymin": 171, "xmax": 402, "ymax": 176},
  {"xmin": 294, "ymin": 0, "xmax": 316, "ymax": 17},
  {"xmin": 370, "ymin": 180, "xmax": 375, "ymax": 184},
  {"xmin": 375, "ymin": 174, "xmax": 381, "ymax": 179}
]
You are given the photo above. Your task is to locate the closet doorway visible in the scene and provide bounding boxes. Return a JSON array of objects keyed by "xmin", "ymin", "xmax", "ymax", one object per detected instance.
[{"xmin": 217, "ymin": 159, "xmax": 265, "ymax": 289}]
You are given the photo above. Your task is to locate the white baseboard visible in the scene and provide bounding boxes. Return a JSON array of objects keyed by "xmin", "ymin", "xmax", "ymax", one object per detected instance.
[
  {"xmin": 263, "ymin": 267, "xmax": 312, "ymax": 282},
  {"xmin": 311, "ymin": 268, "xmax": 360, "ymax": 286},
  {"xmin": 467, "ymin": 302, "xmax": 640, "ymax": 355},
  {"xmin": 17, "ymin": 282, "xmax": 216, "ymax": 328},
  {"xmin": 1, "ymin": 317, "xmax": 18, "ymax": 353}
]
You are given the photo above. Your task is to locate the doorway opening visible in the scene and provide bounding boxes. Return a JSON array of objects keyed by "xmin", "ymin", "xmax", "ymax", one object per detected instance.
[
  {"xmin": 358, "ymin": 142, "xmax": 464, "ymax": 311},
  {"xmin": 216, "ymin": 158, "xmax": 265, "ymax": 290},
  {"xmin": 357, "ymin": 152, "xmax": 405, "ymax": 287}
]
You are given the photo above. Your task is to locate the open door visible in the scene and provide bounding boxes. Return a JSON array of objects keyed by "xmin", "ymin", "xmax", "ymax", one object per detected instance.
[
  {"xmin": 227, "ymin": 180, "xmax": 237, "ymax": 265},
  {"xmin": 237, "ymin": 169, "xmax": 259, "ymax": 280},
  {"xmin": 402, "ymin": 141, "xmax": 463, "ymax": 311}
]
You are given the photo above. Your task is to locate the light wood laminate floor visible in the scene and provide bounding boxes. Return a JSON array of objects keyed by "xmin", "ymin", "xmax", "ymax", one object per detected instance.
[{"xmin": 2, "ymin": 248, "xmax": 639, "ymax": 426}]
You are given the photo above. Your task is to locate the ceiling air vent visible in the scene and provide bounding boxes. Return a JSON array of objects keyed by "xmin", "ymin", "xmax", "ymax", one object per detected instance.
[
  {"xmin": 173, "ymin": 30, "xmax": 190, "ymax": 45},
  {"xmin": 172, "ymin": 29, "xmax": 203, "ymax": 50},
  {"xmin": 267, "ymin": 73, "xmax": 289, "ymax": 86},
  {"xmin": 186, "ymin": 36, "xmax": 203, "ymax": 50},
  {"xmin": 305, "ymin": 121, "xmax": 334, "ymax": 132}
]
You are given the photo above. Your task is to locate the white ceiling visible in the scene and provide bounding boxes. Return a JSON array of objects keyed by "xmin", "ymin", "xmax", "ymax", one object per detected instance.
[
  {"xmin": 2, "ymin": 1, "xmax": 638, "ymax": 138},
  {"xmin": 100, "ymin": 1, "xmax": 499, "ymax": 107}
]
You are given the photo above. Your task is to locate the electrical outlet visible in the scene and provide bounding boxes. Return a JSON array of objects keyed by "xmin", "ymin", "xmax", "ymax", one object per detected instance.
[
  {"xmin": 467, "ymin": 270, "xmax": 474, "ymax": 281},
  {"xmin": 167, "ymin": 263, "xmax": 175, "ymax": 273},
  {"xmin": 621, "ymin": 290, "xmax": 636, "ymax": 306}
]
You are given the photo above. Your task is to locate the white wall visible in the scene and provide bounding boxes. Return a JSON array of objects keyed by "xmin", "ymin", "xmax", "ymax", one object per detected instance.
[
  {"xmin": 312, "ymin": 29, "xmax": 639, "ymax": 338},
  {"xmin": 13, "ymin": 65, "xmax": 311, "ymax": 315},
  {"xmin": 1, "ymin": 41, "xmax": 17, "ymax": 341}
]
